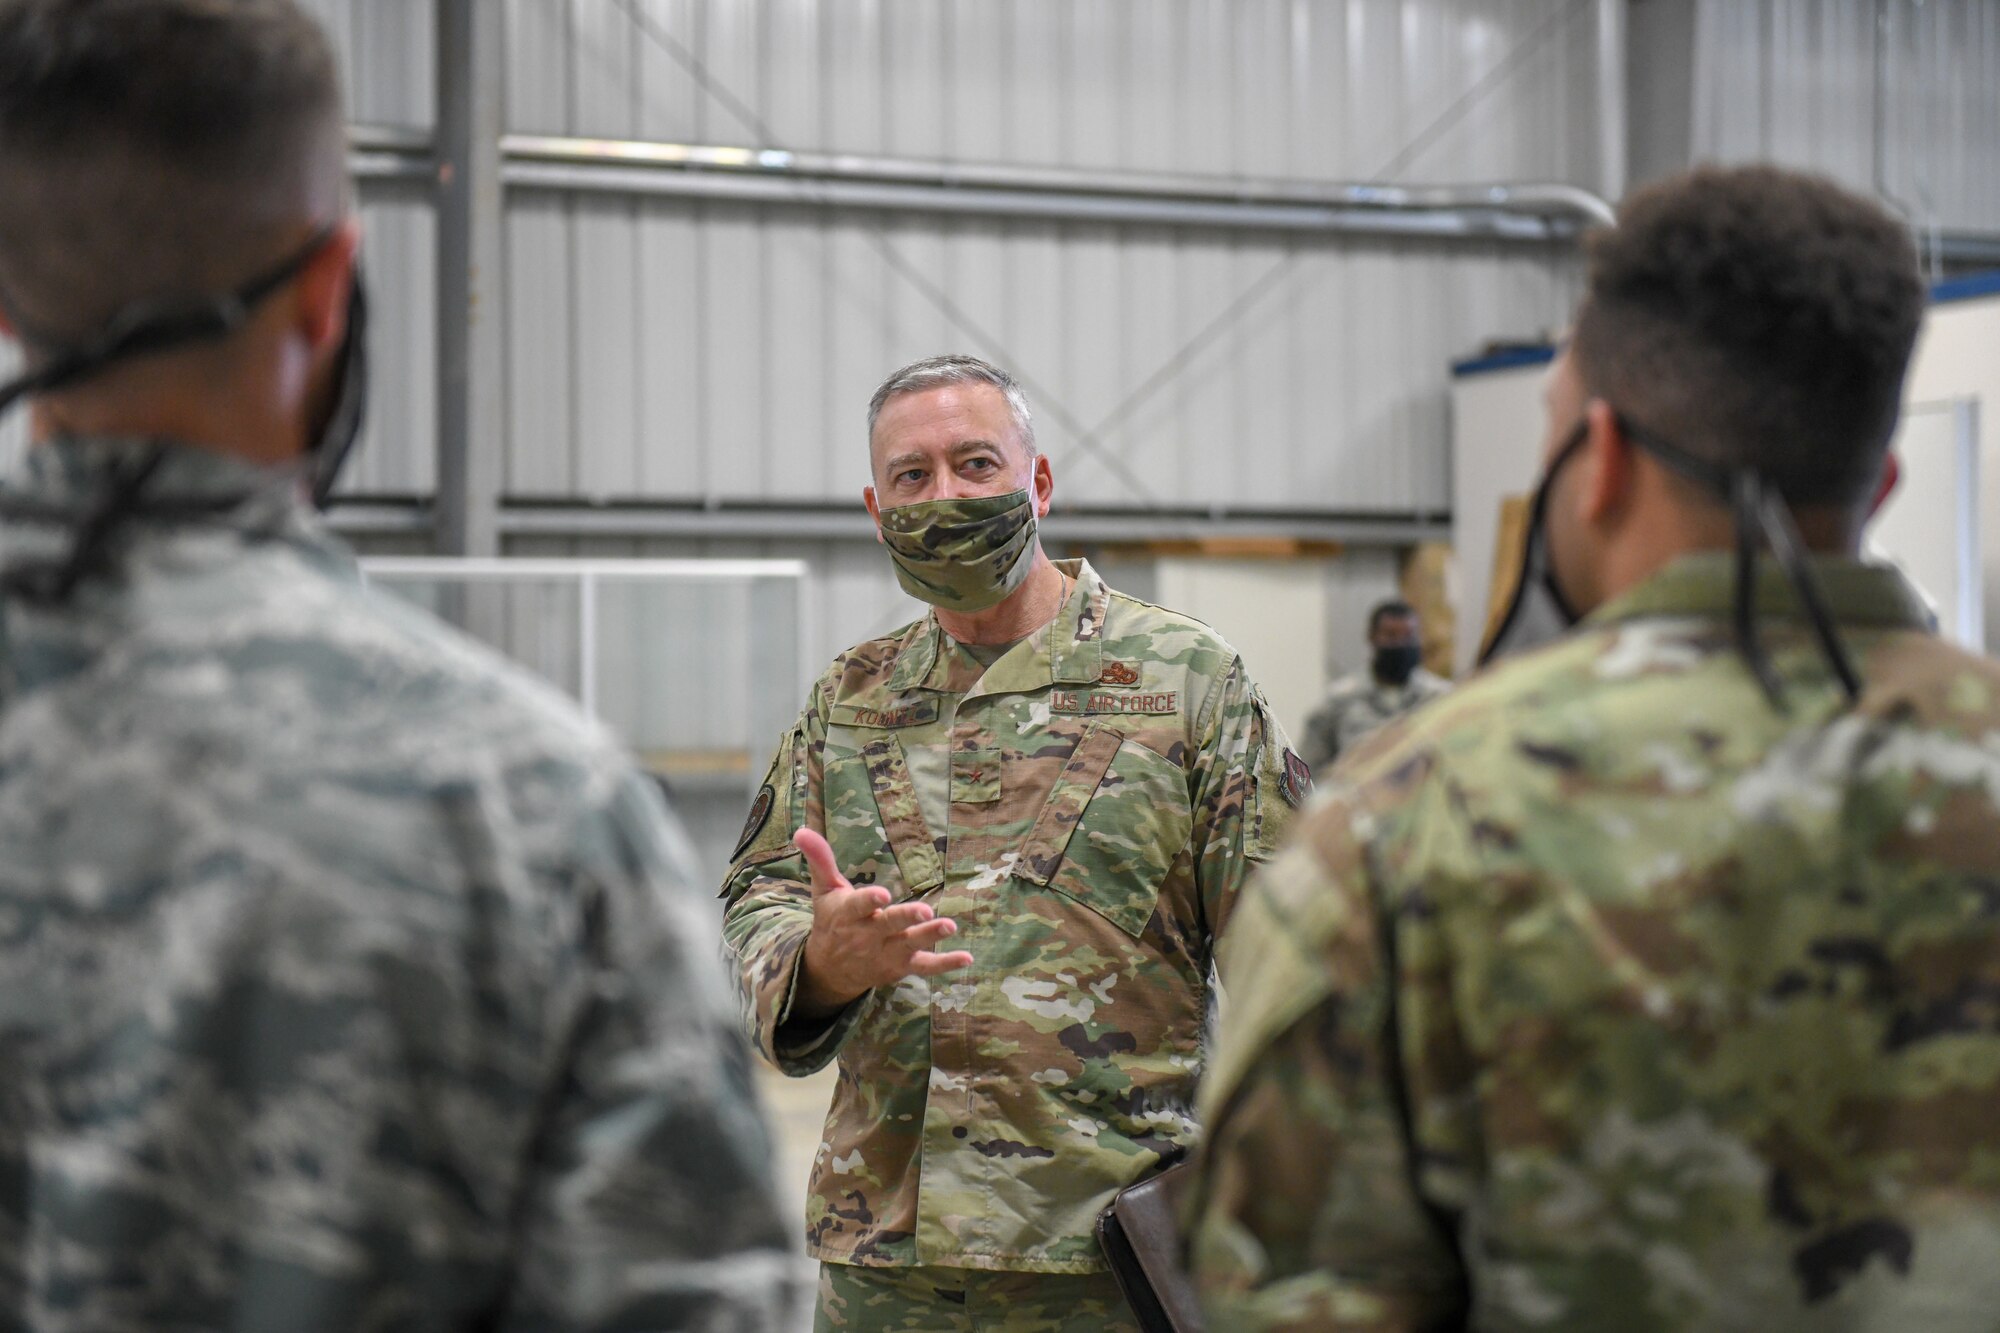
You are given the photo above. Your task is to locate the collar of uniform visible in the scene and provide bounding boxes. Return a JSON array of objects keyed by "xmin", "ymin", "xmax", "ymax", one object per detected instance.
[
  {"xmin": 887, "ymin": 616, "xmax": 942, "ymax": 694},
  {"xmin": 1589, "ymin": 551, "xmax": 1934, "ymax": 631},
  {"xmin": 0, "ymin": 435, "xmax": 346, "ymax": 576},
  {"xmin": 2, "ymin": 435, "xmax": 304, "ymax": 517},
  {"xmin": 1050, "ymin": 557, "xmax": 1109, "ymax": 684},
  {"xmin": 885, "ymin": 557, "xmax": 1110, "ymax": 695}
]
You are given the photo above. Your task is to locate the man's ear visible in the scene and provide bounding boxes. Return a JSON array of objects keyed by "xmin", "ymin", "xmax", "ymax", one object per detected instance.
[
  {"xmin": 294, "ymin": 219, "xmax": 361, "ymax": 352},
  {"xmin": 862, "ymin": 485, "xmax": 883, "ymax": 543},
  {"xmin": 1866, "ymin": 452, "xmax": 1900, "ymax": 519},
  {"xmin": 1576, "ymin": 397, "xmax": 1633, "ymax": 525},
  {"xmin": 1032, "ymin": 453, "xmax": 1054, "ymax": 517}
]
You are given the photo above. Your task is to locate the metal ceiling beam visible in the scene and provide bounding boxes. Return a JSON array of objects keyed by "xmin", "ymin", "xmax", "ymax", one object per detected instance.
[
  {"xmin": 327, "ymin": 498, "xmax": 1449, "ymax": 548},
  {"xmin": 488, "ymin": 501, "xmax": 1448, "ymax": 548},
  {"xmin": 348, "ymin": 122, "xmax": 435, "ymax": 182},
  {"xmin": 323, "ymin": 501, "xmax": 435, "ymax": 536}
]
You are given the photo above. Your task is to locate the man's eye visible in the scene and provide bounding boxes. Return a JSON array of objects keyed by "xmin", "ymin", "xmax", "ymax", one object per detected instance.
[
  {"xmin": 897, "ymin": 470, "xmax": 925, "ymax": 485},
  {"xmin": 964, "ymin": 458, "xmax": 994, "ymax": 473}
]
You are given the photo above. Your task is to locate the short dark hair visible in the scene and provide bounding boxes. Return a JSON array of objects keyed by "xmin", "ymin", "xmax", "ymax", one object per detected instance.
[
  {"xmin": 1571, "ymin": 165, "xmax": 1924, "ymax": 506},
  {"xmin": 1368, "ymin": 600, "xmax": 1416, "ymax": 635},
  {"xmin": 0, "ymin": 0, "xmax": 344, "ymax": 344}
]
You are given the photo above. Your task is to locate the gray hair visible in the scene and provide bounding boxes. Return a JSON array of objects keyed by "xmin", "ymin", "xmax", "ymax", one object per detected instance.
[{"xmin": 867, "ymin": 354, "xmax": 1037, "ymax": 456}]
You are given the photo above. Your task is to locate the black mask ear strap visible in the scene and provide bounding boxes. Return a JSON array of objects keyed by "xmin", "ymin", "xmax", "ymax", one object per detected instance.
[
  {"xmin": 1618, "ymin": 414, "xmax": 1865, "ymax": 708},
  {"xmin": 0, "ymin": 227, "xmax": 350, "ymax": 605},
  {"xmin": 0, "ymin": 226, "xmax": 336, "ymax": 410},
  {"xmin": 0, "ymin": 442, "xmax": 170, "ymax": 605},
  {"xmin": 1478, "ymin": 421, "xmax": 1588, "ymax": 666},
  {"xmin": 1731, "ymin": 471, "xmax": 1787, "ymax": 708},
  {"xmin": 306, "ymin": 271, "xmax": 368, "ymax": 508},
  {"xmin": 1755, "ymin": 483, "xmax": 1864, "ymax": 702}
]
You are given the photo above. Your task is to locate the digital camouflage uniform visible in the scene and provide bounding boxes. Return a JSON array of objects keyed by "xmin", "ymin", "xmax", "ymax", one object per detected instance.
[
  {"xmin": 722, "ymin": 558, "xmax": 1303, "ymax": 1321},
  {"xmin": 1297, "ymin": 666, "xmax": 1450, "ymax": 776},
  {"xmin": 1190, "ymin": 553, "xmax": 2000, "ymax": 1332},
  {"xmin": 0, "ymin": 439, "xmax": 803, "ymax": 1333}
]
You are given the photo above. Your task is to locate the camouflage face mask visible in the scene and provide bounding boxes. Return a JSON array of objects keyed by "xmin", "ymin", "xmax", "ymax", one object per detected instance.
[{"xmin": 877, "ymin": 488, "xmax": 1038, "ymax": 612}]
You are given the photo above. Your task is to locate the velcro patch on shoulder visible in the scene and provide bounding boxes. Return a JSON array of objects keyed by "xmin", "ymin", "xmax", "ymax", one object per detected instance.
[
  {"xmin": 733, "ymin": 784, "xmax": 776, "ymax": 861},
  {"xmin": 828, "ymin": 699, "xmax": 941, "ymax": 729},
  {"xmin": 1279, "ymin": 748, "xmax": 1313, "ymax": 809}
]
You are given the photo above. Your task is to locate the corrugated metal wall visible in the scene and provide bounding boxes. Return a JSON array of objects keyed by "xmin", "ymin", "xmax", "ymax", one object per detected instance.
[
  {"xmin": 1692, "ymin": 0, "xmax": 2000, "ymax": 234},
  {"xmin": 9, "ymin": 2, "xmax": 2000, "ymax": 506},
  {"xmin": 495, "ymin": 0, "xmax": 1607, "ymax": 516},
  {"xmin": 0, "ymin": 1, "xmax": 1606, "ymax": 511},
  {"xmin": 501, "ymin": 206, "xmax": 1584, "ymax": 512},
  {"xmin": 509, "ymin": 1, "xmax": 1605, "ymax": 181}
]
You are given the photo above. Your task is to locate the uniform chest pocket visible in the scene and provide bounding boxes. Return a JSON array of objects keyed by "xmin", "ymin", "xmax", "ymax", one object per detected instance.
[
  {"xmin": 951, "ymin": 748, "xmax": 1003, "ymax": 804},
  {"xmin": 823, "ymin": 739, "xmax": 945, "ymax": 899},
  {"xmin": 1015, "ymin": 722, "xmax": 1193, "ymax": 937}
]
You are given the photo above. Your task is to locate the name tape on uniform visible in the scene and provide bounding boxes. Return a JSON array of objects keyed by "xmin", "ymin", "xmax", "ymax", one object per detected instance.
[
  {"xmin": 829, "ymin": 700, "xmax": 942, "ymax": 729},
  {"xmin": 1050, "ymin": 689, "xmax": 1179, "ymax": 716}
]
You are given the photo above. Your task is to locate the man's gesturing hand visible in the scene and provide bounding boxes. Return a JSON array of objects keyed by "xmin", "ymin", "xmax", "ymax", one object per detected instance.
[{"xmin": 792, "ymin": 827, "xmax": 972, "ymax": 1020}]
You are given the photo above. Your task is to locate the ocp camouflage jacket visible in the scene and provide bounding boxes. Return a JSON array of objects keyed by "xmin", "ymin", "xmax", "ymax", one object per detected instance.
[
  {"xmin": 1192, "ymin": 553, "xmax": 2000, "ymax": 1331},
  {"xmin": 722, "ymin": 558, "xmax": 1301, "ymax": 1272}
]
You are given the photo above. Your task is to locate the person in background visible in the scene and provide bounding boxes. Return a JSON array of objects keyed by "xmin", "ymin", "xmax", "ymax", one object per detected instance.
[
  {"xmin": 722, "ymin": 354, "xmax": 1306, "ymax": 1331},
  {"xmin": 0, "ymin": 2, "xmax": 801, "ymax": 1327},
  {"xmin": 1188, "ymin": 164, "xmax": 2000, "ymax": 1330},
  {"xmin": 1297, "ymin": 599, "xmax": 1449, "ymax": 776}
]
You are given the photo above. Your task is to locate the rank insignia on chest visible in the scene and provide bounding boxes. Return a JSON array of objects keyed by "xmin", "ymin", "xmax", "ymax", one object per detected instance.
[
  {"xmin": 1050, "ymin": 688, "xmax": 1179, "ymax": 716},
  {"xmin": 1098, "ymin": 660, "xmax": 1142, "ymax": 686}
]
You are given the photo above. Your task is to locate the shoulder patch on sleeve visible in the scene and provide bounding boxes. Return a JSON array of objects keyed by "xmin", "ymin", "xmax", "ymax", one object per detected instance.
[
  {"xmin": 1279, "ymin": 748, "xmax": 1313, "ymax": 809},
  {"xmin": 733, "ymin": 784, "xmax": 775, "ymax": 862}
]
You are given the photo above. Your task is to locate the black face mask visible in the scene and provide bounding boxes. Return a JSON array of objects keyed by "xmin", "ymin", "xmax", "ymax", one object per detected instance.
[
  {"xmin": 1477, "ymin": 421, "xmax": 1589, "ymax": 665},
  {"xmin": 1480, "ymin": 413, "xmax": 1863, "ymax": 709},
  {"xmin": 0, "ymin": 228, "xmax": 368, "ymax": 605},
  {"xmin": 1372, "ymin": 643, "xmax": 1422, "ymax": 685}
]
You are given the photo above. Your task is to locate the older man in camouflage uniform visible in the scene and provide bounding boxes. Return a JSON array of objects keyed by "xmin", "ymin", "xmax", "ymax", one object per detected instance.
[
  {"xmin": 723, "ymin": 355, "xmax": 1305, "ymax": 1330},
  {"xmin": 1188, "ymin": 167, "xmax": 2000, "ymax": 1330},
  {"xmin": 0, "ymin": 3, "xmax": 800, "ymax": 1328}
]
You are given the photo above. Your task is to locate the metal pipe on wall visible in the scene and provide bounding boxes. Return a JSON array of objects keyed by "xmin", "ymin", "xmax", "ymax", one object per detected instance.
[
  {"xmin": 501, "ymin": 160, "xmax": 1575, "ymax": 241},
  {"xmin": 350, "ymin": 123, "xmax": 1615, "ymax": 238},
  {"xmin": 500, "ymin": 132, "xmax": 1617, "ymax": 237},
  {"xmin": 349, "ymin": 120, "xmax": 2000, "ymax": 268}
]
